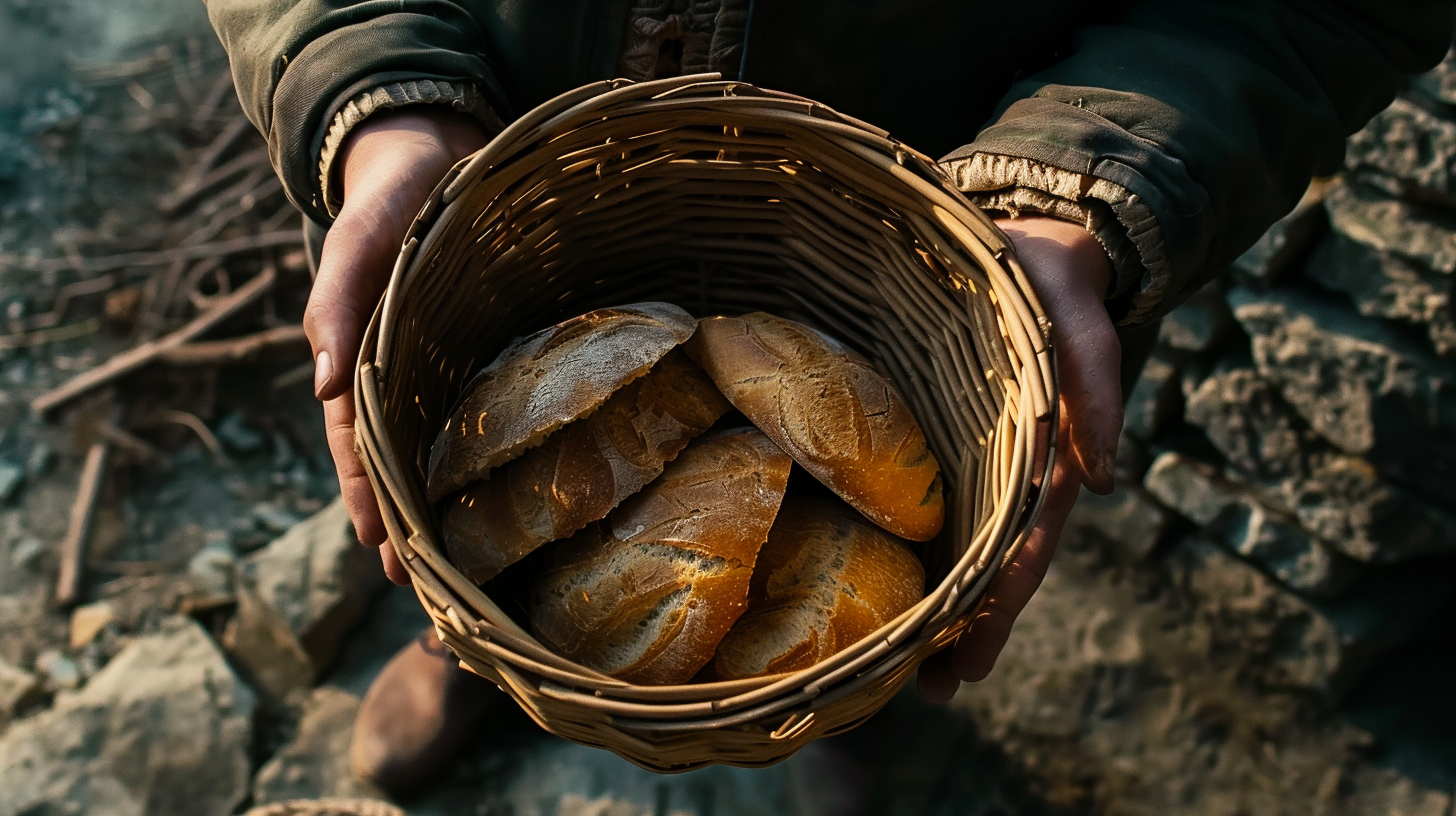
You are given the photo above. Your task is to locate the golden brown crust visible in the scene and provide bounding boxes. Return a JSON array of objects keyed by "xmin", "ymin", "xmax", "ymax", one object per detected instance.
[
  {"xmin": 685, "ymin": 313, "xmax": 944, "ymax": 540},
  {"xmin": 441, "ymin": 350, "xmax": 730, "ymax": 582},
  {"xmin": 426, "ymin": 302, "xmax": 697, "ymax": 502},
  {"xmin": 530, "ymin": 428, "xmax": 792, "ymax": 685},
  {"xmin": 711, "ymin": 497, "xmax": 925, "ymax": 680}
]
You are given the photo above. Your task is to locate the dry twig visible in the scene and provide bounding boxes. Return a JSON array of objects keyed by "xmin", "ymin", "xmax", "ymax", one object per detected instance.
[
  {"xmin": 31, "ymin": 266, "xmax": 278, "ymax": 416},
  {"xmin": 55, "ymin": 440, "xmax": 111, "ymax": 608}
]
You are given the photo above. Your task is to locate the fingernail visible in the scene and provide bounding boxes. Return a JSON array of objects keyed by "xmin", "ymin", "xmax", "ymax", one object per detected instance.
[{"xmin": 314, "ymin": 350, "xmax": 333, "ymax": 398}]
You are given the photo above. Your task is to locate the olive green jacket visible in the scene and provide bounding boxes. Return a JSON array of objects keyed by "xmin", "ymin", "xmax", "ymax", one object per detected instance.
[{"xmin": 204, "ymin": 0, "xmax": 1453, "ymax": 325}]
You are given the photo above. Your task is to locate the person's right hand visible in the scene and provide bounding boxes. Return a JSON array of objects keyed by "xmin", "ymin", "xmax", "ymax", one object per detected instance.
[{"xmin": 305, "ymin": 107, "xmax": 491, "ymax": 585}]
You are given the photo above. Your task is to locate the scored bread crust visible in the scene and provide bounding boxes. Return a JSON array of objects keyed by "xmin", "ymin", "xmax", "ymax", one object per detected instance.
[
  {"xmin": 711, "ymin": 497, "xmax": 926, "ymax": 680},
  {"xmin": 426, "ymin": 302, "xmax": 697, "ymax": 502},
  {"xmin": 685, "ymin": 313, "xmax": 944, "ymax": 541},
  {"xmin": 441, "ymin": 350, "xmax": 731, "ymax": 583},
  {"xmin": 530, "ymin": 427, "xmax": 792, "ymax": 685}
]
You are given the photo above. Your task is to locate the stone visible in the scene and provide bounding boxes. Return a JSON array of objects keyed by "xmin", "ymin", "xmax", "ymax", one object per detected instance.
[
  {"xmin": 1325, "ymin": 178, "xmax": 1456, "ymax": 275},
  {"xmin": 1185, "ymin": 367, "xmax": 1305, "ymax": 480},
  {"xmin": 1066, "ymin": 484, "xmax": 1172, "ymax": 561},
  {"xmin": 1344, "ymin": 97, "xmax": 1456, "ymax": 206},
  {"xmin": 1230, "ymin": 177, "xmax": 1331, "ymax": 284},
  {"xmin": 35, "ymin": 649, "xmax": 79, "ymax": 692},
  {"xmin": 1308, "ymin": 233, "xmax": 1456, "ymax": 355},
  {"xmin": 251, "ymin": 687, "xmax": 383, "ymax": 805},
  {"xmin": 1312, "ymin": 181, "xmax": 1456, "ymax": 353},
  {"xmin": 1144, "ymin": 452, "xmax": 1359, "ymax": 597},
  {"xmin": 1412, "ymin": 47, "xmax": 1456, "ymax": 105},
  {"xmin": 187, "ymin": 530, "xmax": 237, "ymax": 598},
  {"xmin": 9, "ymin": 535, "xmax": 43, "ymax": 569},
  {"xmin": 1122, "ymin": 351, "xmax": 1181, "ymax": 441},
  {"xmin": 1229, "ymin": 285, "xmax": 1456, "ymax": 508},
  {"xmin": 228, "ymin": 497, "xmax": 386, "ymax": 698},
  {"xmin": 0, "ymin": 460, "xmax": 21, "ymax": 502},
  {"xmin": 0, "ymin": 656, "xmax": 41, "ymax": 723},
  {"xmin": 1158, "ymin": 281, "xmax": 1231, "ymax": 353},
  {"xmin": 1165, "ymin": 537, "xmax": 1376, "ymax": 700},
  {"xmin": 217, "ymin": 412, "xmax": 266, "ymax": 454},
  {"xmin": 69, "ymin": 600, "xmax": 116, "ymax": 650},
  {"xmin": 0, "ymin": 617, "xmax": 255, "ymax": 816},
  {"xmin": 1184, "ymin": 368, "xmax": 1456, "ymax": 562}
]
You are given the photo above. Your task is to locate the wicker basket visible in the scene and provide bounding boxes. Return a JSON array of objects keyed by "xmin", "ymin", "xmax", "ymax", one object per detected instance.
[{"xmin": 353, "ymin": 73, "xmax": 1056, "ymax": 772}]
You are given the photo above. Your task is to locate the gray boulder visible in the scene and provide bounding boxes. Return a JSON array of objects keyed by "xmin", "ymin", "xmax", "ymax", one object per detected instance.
[
  {"xmin": 1412, "ymin": 47, "xmax": 1456, "ymax": 105},
  {"xmin": 1144, "ymin": 452, "xmax": 1359, "ymax": 597},
  {"xmin": 228, "ymin": 497, "xmax": 387, "ymax": 698},
  {"xmin": 1184, "ymin": 367, "xmax": 1306, "ymax": 480},
  {"xmin": 1229, "ymin": 286, "xmax": 1456, "ymax": 507},
  {"xmin": 1122, "ymin": 351, "xmax": 1181, "ymax": 441},
  {"xmin": 1312, "ymin": 181, "xmax": 1456, "ymax": 353},
  {"xmin": 1066, "ymin": 484, "xmax": 1173, "ymax": 561},
  {"xmin": 0, "ymin": 617, "xmax": 255, "ymax": 816},
  {"xmin": 252, "ymin": 687, "xmax": 383, "ymax": 805},
  {"xmin": 1344, "ymin": 97, "xmax": 1456, "ymax": 205},
  {"xmin": 1185, "ymin": 368, "xmax": 1456, "ymax": 562}
]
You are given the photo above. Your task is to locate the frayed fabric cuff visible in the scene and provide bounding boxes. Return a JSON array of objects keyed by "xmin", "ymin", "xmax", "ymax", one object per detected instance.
[
  {"xmin": 317, "ymin": 80, "xmax": 503, "ymax": 219},
  {"xmin": 940, "ymin": 152, "xmax": 1169, "ymax": 326}
]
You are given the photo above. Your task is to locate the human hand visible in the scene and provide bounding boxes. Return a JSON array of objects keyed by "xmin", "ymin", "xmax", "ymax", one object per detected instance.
[
  {"xmin": 917, "ymin": 214, "xmax": 1122, "ymax": 701},
  {"xmin": 306, "ymin": 108, "xmax": 491, "ymax": 585}
]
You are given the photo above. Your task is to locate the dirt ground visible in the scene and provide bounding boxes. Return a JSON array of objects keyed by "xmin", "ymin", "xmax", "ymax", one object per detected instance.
[{"xmin": 1, "ymin": 3, "xmax": 1454, "ymax": 815}]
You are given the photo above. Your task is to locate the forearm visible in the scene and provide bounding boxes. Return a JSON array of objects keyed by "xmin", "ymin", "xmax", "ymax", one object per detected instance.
[
  {"xmin": 942, "ymin": 0, "xmax": 1455, "ymax": 326},
  {"xmin": 203, "ymin": 0, "xmax": 507, "ymax": 224}
]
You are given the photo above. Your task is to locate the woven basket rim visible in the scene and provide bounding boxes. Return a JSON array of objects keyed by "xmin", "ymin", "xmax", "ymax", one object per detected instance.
[{"xmin": 353, "ymin": 72, "xmax": 1058, "ymax": 770}]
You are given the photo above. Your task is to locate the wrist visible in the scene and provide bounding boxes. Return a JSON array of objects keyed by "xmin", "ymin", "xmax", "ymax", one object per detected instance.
[
  {"xmin": 993, "ymin": 214, "xmax": 1113, "ymax": 300},
  {"xmin": 338, "ymin": 107, "xmax": 492, "ymax": 204}
]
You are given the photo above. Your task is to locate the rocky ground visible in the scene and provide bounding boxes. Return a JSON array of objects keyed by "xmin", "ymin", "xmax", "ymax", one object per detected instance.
[{"xmin": 1, "ymin": 3, "xmax": 1454, "ymax": 815}]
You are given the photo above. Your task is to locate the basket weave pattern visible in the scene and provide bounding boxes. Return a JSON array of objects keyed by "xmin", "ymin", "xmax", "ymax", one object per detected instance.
[{"xmin": 354, "ymin": 74, "xmax": 1056, "ymax": 771}]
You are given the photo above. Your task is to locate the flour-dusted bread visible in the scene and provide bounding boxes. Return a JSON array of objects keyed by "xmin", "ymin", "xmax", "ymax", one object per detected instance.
[
  {"xmin": 426, "ymin": 302, "xmax": 697, "ymax": 502},
  {"xmin": 685, "ymin": 313, "xmax": 944, "ymax": 540},
  {"xmin": 711, "ymin": 497, "xmax": 925, "ymax": 680},
  {"xmin": 530, "ymin": 427, "xmax": 792, "ymax": 685},
  {"xmin": 441, "ymin": 350, "xmax": 731, "ymax": 582}
]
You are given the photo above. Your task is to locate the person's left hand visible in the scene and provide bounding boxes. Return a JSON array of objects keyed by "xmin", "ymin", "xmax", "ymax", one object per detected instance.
[{"xmin": 916, "ymin": 214, "xmax": 1123, "ymax": 701}]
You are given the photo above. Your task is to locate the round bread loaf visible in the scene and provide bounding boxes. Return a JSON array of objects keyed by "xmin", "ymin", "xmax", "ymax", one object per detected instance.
[
  {"xmin": 711, "ymin": 497, "xmax": 925, "ymax": 680},
  {"xmin": 441, "ymin": 350, "xmax": 730, "ymax": 583},
  {"xmin": 684, "ymin": 312, "xmax": 944, "ymax": 540},
  {"xmin": 530, "ymin": 427, "xmax": 792, "ymax": 685},
  {"xmin": 426, "ymin": 302, "xmax": 697, "ymax": 502}
]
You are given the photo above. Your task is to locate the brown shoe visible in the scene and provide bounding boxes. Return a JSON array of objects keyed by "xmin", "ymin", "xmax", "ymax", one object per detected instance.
[{"xmin": 349, "ymin": 627, "xmax": 499, "ymax": 795}]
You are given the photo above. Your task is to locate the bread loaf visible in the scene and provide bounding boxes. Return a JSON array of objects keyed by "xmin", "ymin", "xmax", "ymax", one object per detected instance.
[
  {"xmin": 711, "ymin": 497, "xmax": 925, "ymax": 680},
  {"xmin": 426, "ymin": 302, "xmax": 697, "ymax": 502},
  {"xmin": 685, "ymin": 312, "xmax": 944, "ymax": 540},
  {"xmin": 441, "ymin": 350, "xmax": 731, "ymax": 582},
  {"xmin": 530, "ymin": 428, "xmax": 792, "ymax": 685}
]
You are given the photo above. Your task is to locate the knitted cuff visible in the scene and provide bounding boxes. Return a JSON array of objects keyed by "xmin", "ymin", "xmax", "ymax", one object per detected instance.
[
  {"xmin": 940, "ymin": 152, "xmax": 1169, "ymax": 326},
  {"xmin": 317, "ymin": 80, "xmax": 503, "ymax": 218}
]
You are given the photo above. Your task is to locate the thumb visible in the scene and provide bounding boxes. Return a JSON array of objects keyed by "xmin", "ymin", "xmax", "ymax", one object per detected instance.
[{"xmin": 304, "ymin": 198, "xmax": 401, "ymax": 401}]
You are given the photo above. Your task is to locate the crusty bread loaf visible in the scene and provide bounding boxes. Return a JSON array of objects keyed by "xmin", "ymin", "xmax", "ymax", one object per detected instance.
[
  {"xmin": 530, "ymin": 427, "xmax": 792, "ymax": 685},
  {"xmin": 426, "ymin": 302, "xmax": 697, "ymax": 502},
  {"xmin": 711, "ymin": 497, "xmax": 925, "ymax": 680},
  {"xmin": 685, "ymin": 312, "xmax": 944, "ymax": 541},
  {"xmin": 441, "ymin": 350, "xmax": 731, "ymax": 582}
]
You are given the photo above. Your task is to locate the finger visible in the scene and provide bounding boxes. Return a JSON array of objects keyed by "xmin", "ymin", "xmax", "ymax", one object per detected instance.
[
  {"xmin": 1053, "ymin": 311, "xmax": 1122, "ymax": 495},
  {"xmin": 916, "ymin": 647, "xmax": 961, "ymax": 704},
  {"xmin": 322, "ymin": 393, "xmax": 387, "ymax": 551},
  {"xmin": 379, "ymin": 540, "xmax": 412, "ymax": 586},
  {"xmin": 951, "ymin": 452, "xmax": 1081, "ymax": 681},
  {"xmin": 304, "ymin": 202, "xmax": 400, "ymax": 401}
]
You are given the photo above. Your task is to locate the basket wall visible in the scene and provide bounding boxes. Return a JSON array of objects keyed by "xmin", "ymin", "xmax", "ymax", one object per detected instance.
[{"xmin": 354, "ymin": 74, "xmax": 1056, "ymax": 772}]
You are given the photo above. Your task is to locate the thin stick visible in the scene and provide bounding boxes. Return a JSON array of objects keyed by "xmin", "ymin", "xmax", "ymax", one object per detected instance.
[
  {"xmin": 156, "ymin": 324, "xmax": 307, "ymax": 365},
  {"xmin": 55, "ymin": 440, "xmax": 110, "ymax": 608},
  {"xmin": 31, "ymin": 267, "xmax": 276, "ymax": 416},
  {"xmin": 152, "ymin": 410, "xmax": 228, "ymax": 463},
  {"xmin": 1, "ymin": 230, "xmax": 299, "ymax": 276}
]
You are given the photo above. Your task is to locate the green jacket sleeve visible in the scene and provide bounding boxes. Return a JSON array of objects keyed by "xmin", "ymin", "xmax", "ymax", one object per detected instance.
[
  {"xmin": 203, "ymin": 0, "xmax": 508, "ymax": 223},
  {"xmin": 941, "ymin": 0, "xmax": 1454, "ymax": 326}
]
